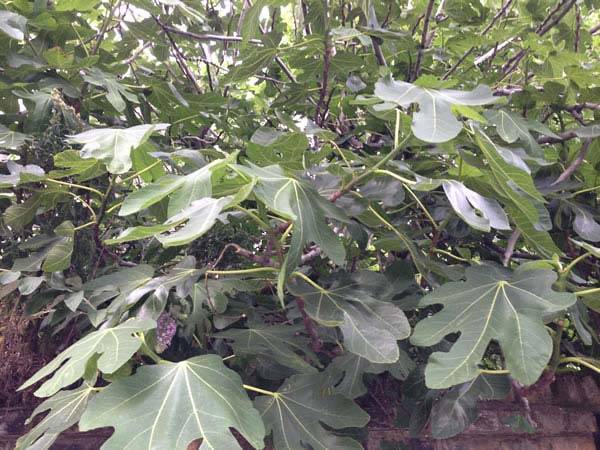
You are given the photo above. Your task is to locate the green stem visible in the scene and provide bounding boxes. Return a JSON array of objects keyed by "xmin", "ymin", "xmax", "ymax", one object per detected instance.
[
  {"xmin": 46, "ymin": 178, "xmax": 104, "ymax": 197},
  {"xmin": 404, "ymin": 184, "xmax": 439, "ymax": 230},
  {"xmin": 372, "ymin": 169, "xmax": 416, "ymax": 185},
  {"xmin": 432, "ymin": 248, "xmax": 471, "ymax": 263},
  {"xmin": 235, "ymin": 206, "xmax": 271, "ymax": 230},
  {"xmin": 559, "ymin": 357, "xmax": 600, "ymax": 375},
  {"xmin": 575, "ymin": 287, "xmax": 600, "ymax": 297},
  {"xmin": 206, "ymin": 267, "xmax": 278, "ymax": 276},
  {"xmin": 479, "ymin": 369, "xmax": 510, "ymax": 375},
  {"xmin": 74, "ymin": 220, "xmax": 96, "ymax": 232},
  {"xmin": 561, "ymin": 252, "xmax": 592, "ymax": 277},
  {"xmin": 243, "ymin": 384, "xmax": 279, "ymax": 397},
  {"xmin": 572, "ymin": 185, "xmax": 600, "ymax": 196},
  {"xmin": 121, "ymin": 160, "xmax": 163, "ymax": 183},
  {"xmin": 137, "ymin": 333, "xmax": 163, "ymax": 364},
  {"xmin": 291, "ymin": 271, "xmax": 326, "ymax": 292}
]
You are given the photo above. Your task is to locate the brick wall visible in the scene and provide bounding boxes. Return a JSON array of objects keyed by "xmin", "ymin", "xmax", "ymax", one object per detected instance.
[{"xmin": 2, "ymin": 375, "xmax": 599, "ymax": 449}]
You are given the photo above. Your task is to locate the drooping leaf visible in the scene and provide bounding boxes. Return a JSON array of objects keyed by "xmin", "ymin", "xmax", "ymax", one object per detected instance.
[
  {"xmin": 0, "ymin": 10, "xmax": 27, "ymax": 40},
  {"xmin": 15, "ymin": 382, "xmax": 96, "ymax": 450},
  {"xmin": 78, "ymin": 355, "xmax": 266, "ymax": 450},
  {"xmin": 255, "ymin": 373, "xmax": 369, "ymax": 450},
  {"xmin": 67, "ymin": 124, "xmax": 169, "ymax": 174},
  {"xmin": 83, "ymin": 67, "xmax": 139, "ymax": 112},
  {"xmin": 119, "ymin": 153, "xmax": 235, "ymax": 216},
  {"xmin": 19, "ymin": 318, "xmax": 155, "ymax": 397},
  {"xmin": 442, "ymin": 180, "xmax": 510, "ymax": 232},
  {"xmin": 235, "ymin": 163, "xmax": 347, "ymax": 269},
  {"xmin": 11, "ymin": 221, "xmax": 74, "ymax": 273},
  {"xmin": 0, "ymin": 124, "xmax": 30, "ymax": 149},
  {"xmin": 410, "ymin": 264, "xmax": 576, "ymax": 389},
  {"xmin": 327, "ymin": 351, "xmax": 415, "ymax": 399},
  {"xmin": 216, "ymin": 324, "xmax": 318, "ymax": 374},
  {"xmin": 374, "ymin": 76, "xmax": 498, "ymax": 142},
  {"xmin": 288, "ymin": 271, "xmax": 410, "ymax": 363},
  {"xmin": 430, "ymin": 374, "xmax": 510, "ymax": 439}
]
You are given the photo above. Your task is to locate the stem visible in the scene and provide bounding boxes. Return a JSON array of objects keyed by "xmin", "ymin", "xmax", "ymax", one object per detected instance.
[
  {"xmin": 291, "ymin": 271, "xmax": 326, "ymax": 292},
  {"xmin": 373, "ymin": 169, "xmax": 416, "ymax": 185},
  {"xmin": 74, "ymin": 220, "xmax": 96, "ymax": 232},
  {"xmin": 479, "ymin": 369, "xmax": 510, "ymax": 375},
  {"xmin": 575, "ymin": 287, "xmax": 600, "ymax": 297},
  {"xmin": 433, "ymin": 248, "xmax": 471, "ymax": 263},
  {"xmin": 46, "ymin": 178, "xmax": 103, "ymax": 197},
  {"xmin": 242, "ymin": 384, "xmax": 279, "ymax": 397},
  {"xmin": 404, "ymin": 185, "xmax": 439, "ymax": 231},
  {"xmin": 137, "ymin": 333, "xmax": 163, "ymax": 364},
  {"xmin": 559, "ymin": 357, "xmax": 600, "ymax": 375},
  {"xmin": 330, "ymin": 132, "xmax": 411, "ymax": 201},
  {"xmin": 121, "ymin": 160, "xmax": 163, "ymax": 183},
  {"xmin": 206, "ymin": 267, "xmax": 278, "ymax": 276},
  {"xmin": 235, "ymin": 206, "xmax": 271, "ymax": 230},
  {"xmin": 562, "ymin": 252, "xmax": 592, "ymax": 276}
]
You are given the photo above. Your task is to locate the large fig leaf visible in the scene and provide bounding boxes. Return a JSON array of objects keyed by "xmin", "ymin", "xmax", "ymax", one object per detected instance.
[
  {"xmin": 216, "ymin": 324, "xmax": 318, "ymax": 374},
  {"xmin": 411, "ymin": 264, "xmax": 576, "ymax": 388},
  {"xmin": 430, "ymin": 373, "xmax": 510, "ymax": 439},
  {"xmin": 19, "ymin": 318, "xmax": 155, "ymax": 397},
  {"xmin": 255, "ymin": 373, "xmax": 369, "ymax": 450},
  {"xmin": 78, "ymin": 355, "xmax": 266, "ymax": 450},
  {"xmin": 15, "ymin": 382, "xmax": 96, "ymax": 450},
  {"xmin": 374, "ymin": 76, "xmax": 498, "ymax": 142},
  {"xmin": 67, "ymin": 124, "xmax": 169, "ymax": 174},
  {"xmin": 235, "ymin": 163, "xmax": 348, "ymax": 267},
  {"xmin": 288, "ymin": 271, "xmax": 410, "ymax": 363}
]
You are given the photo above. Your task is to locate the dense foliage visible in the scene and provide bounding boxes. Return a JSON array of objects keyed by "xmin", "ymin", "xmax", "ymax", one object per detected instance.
[{"xmin": 1, "ymin": 0, "xmax": 599, "ymax": 448}]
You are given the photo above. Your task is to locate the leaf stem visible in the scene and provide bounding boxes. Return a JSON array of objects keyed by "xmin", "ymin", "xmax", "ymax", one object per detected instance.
[
  {"xmin": 559, "ymin": 357, "xmax": 600, "ymax": 375},
  {"xmin": 291, "ymin": 271, "xmax": 326, "ymax": 292},
  {"xmin": 562, "ymin": 252, "xmax": 592, "ymax": 276},
  {"xmin": 235, "ymin": 206, "xmax": 271, "ymax": 230},
  {"xmin": 479, "ymin": 369, "xmax": 510, "ymax": 375},
  {"xmin": 46, "ymin": 178, "xmax": 104, "ymax": 197},
  {"xmin": 206, "ymin": 267, "xmax": 278, "ymax": 276},
  {"xmin": 121, "ymin": 160, "xmax": 163, "ymax": 183},
  {"xmin": 574, "ymin": 287, "xmax": 600, "ymax": 297},
  {"xmin": 242, "ymin": 384, "xmax": 279, "ymax": 397}
]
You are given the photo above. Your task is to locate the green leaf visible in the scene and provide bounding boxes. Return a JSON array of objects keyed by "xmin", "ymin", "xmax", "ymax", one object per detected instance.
[
  {"xmin": 288, "ymin": 271, "xmax": 410, "ymax": 363},
  {"xmin": 50, "ymin": 150, "xmax": 106, "ymax": 181},
  {"xmin": 430, "ymin": 374, "xmax": 510, "ymax": 439},
  {"xmin": 78, "ymin": 355, "xmax": 266, "ymax": 450},
  {"xmin": 0, "ymin": 10, "xmax": 27, "ymax": 40},
  {"xmin": 235, "ymin": 163, "xmax": 347, "ymax": 267},
  {"xmin": 474, "ymin": 129, "xmax": 549, "ymax": 232},
  {"xmin": 15, "ymin": 382, "xmax": 96, "ymax": 450},
  {"xmin": 0, "ymin": 124, "xmax": 30, "ymax": 149},
  {"xmin": 83, "ymin": 67, "xmax": 139, "ymax": 112},
  {"xmin": 119, "ymin": 153, "xmax": 235, "ymax": 216},
  {"xmin": 374, "ymin": 76, "xmax": 498, "ymax": 142},
  {"xmin": 223, "ymin": 47, "xmax": 277, "ymax": 83},
  {"xmin": 19, "ymin": 318, "xmax": 155, "ymax": 397},
  {"xmin": 443, "ymin": 180, "xmax": 510, "ymax": 232},
  {"xmin": 42, "ymin": 220, "xmax": 74, "ymax": 272},
  {"xmin": 327, "ymin": 351, "xmax": 415, "ymax": 399},
  {"xmin": 157, "ymin": 196, "xmax": 233, "ymax": 247},
  {"xmin": 216, "ymin": 324, "xmax": 318, "ymax": 374},
  {"xmin": 410, "ymin": 264, "xmax": 576, "ymax": 389},
  {"xmin": 67, "ymin": 123, "xmax": 169, "ymax": 174},
  {"xmin": 255, "ymin": 373, "xmax": 369, "ymax": 450}
]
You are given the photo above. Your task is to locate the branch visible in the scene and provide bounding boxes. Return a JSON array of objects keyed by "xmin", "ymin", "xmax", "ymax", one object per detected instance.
[
  {"xmin": 591, "ymin": 23, "xmax": 600, "ymax": 35},
  {"xmin": 296, "ymin": 297, "xmax": 322, "ymax": 353},
  {"xmin": 159, "ymin": 22, "xmax": 263, "ymax": 45},
  {"xmin": 410, "ymin": 0, "xmax": 435, "ymax": 81},
  {"xmin": 503, "ymin": 229, "xmax": 521, "ymax": 266},
  {"xmin": 551, "ymin": 139, "xmax": 592, "ymax": 186},
  {"xmin": 314, "ymin": 0, "xmax": 333, "ymax": 126}
]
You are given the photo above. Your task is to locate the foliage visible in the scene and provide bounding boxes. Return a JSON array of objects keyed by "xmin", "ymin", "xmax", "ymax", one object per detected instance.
[{"xmin": 0, "ymin": 0, "xmax": 599, "ymax": 448}]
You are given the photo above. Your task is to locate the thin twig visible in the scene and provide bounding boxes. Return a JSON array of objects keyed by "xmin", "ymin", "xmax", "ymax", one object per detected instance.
[
  {"xmin": 411, "ymin": 0, "xmax": 435, "ymax": 82},
  {"xmin": 503, "ymin": 230, "xmax": 521, "ymax": 266},
  {"xmin": 551, "ymin": 139, "xmax": 592, "ymax": 186}
]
